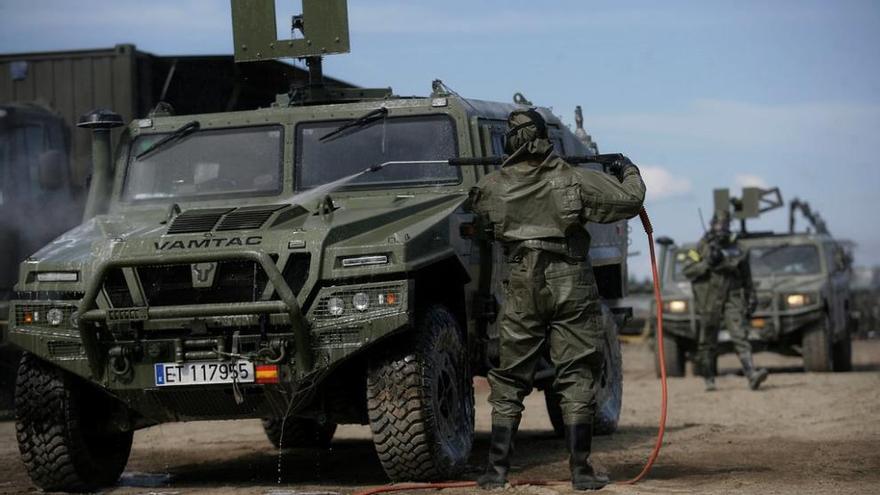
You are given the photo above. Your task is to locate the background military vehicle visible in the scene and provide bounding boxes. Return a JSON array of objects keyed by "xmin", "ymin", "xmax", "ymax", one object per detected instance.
[
  {"xmin": 0, "ymin": 43, "xmax": 341, "ymax": 416},
  {"xmin": 6, "ymin": 1, "xmax": 632, "ymax": 491},
  {"xmin": 851, "ymin": 266, "xmax": 880, "ymax": 338},
  {"xmin": 653, "ymin": 187, "xmax": 854, "ymax": 375}
]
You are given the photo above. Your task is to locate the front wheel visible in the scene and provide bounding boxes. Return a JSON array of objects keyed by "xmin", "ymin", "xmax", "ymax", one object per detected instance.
[
  {"xmin": 15, "ymin": 353, "xmax": 133, "ymax": 492},
  {"xmin": 802, "ymin": 316, "xmax": 833, "ymax": 372},
  {"xmin": 367, "ymin": 305, "xmax": 474, "ymax": 481}
]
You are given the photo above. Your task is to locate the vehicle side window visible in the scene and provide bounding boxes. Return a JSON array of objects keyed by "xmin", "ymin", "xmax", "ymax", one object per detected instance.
[
  {"xmin": 6, "ymin": 124, "xmax": 50, "ymax": 198},
  {"xmin": 490, "ymin": 132, "xmax": 505, "ymax": 156},
  {"xmin": 824, "ymin": 244, "xmax": 838, "ymax": 273},
  {"xmin": 22, "ymin": 125, "xmax": 48, "ymax": 194}
]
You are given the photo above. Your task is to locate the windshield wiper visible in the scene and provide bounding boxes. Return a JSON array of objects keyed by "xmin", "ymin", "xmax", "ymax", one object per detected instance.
[
  {"xmin": 319, "ymin": 107, "xmax": 387, "ymax": 143},
  {"xmin": 135, "ymin": 120, "xmax": 200, "ymax": 160}
]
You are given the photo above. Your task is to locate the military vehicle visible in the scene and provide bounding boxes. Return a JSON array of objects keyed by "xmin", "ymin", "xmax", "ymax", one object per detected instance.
[
  {"xmin": 6, "ymin": 1, "xmax": 633, "ymax": 491},
  {"xmin": 0, "ymin": 102, "xmax": 75, "ymax": 416},
  {"xmin": 654, "ymin": 187, "xmax": 854, "ymax": 375},
  {"xmin": 0, "ymin": 43, "xmax": 338, "ymax": 416},
  {"xmin": 851, "ymin": 266, "xmax": 880, "ymax": 338}
]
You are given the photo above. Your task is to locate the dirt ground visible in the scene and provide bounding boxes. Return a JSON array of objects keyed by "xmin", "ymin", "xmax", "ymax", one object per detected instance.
[{"xmin": 1, "ymin": 340, "xmax": 878, "ymax": 495}]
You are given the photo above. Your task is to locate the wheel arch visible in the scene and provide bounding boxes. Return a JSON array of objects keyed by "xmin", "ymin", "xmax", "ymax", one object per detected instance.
[{"xmin": 412, "ymin": 255, "xmax": 470, "ymax": 334}]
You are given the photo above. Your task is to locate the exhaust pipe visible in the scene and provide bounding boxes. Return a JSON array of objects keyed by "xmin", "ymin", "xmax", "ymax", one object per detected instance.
[{"xmin": 77, "ymin": 109, "xmax": 124, "ymax": 221}]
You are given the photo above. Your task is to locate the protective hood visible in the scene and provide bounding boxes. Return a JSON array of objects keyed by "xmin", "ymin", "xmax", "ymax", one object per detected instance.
[{"xmin": 504, "ymin": 109, "xmax": 553, "ymax": 158}]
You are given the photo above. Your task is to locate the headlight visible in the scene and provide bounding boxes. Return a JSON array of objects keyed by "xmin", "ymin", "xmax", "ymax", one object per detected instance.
[
  {"xmin": 47, "ymin": 308, "xmax": 64, "ymax": 326},
  {"xmin": 327, "ymin": 297, "xmax": 345, "ymax": 316},
  {"xmin": 664, "ymin": 300, "xmax": 688, "ymax": 313},
  {"xmin": 785, "ymin": 293, "xmax": 814, "ymax": 308},
  {"xmin": 352, "ymin": 292, "xmax": 370, "ymax": 312},
  {"xmin": 35, "ymin": 272, "xmax": 78, "ymax": 282}
]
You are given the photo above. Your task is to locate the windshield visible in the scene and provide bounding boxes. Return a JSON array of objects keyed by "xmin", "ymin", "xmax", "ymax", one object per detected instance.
[
  {"xmin": 295, "ymin": 115, "xmax": 459, "ymax": 190},
  {"xmin": 750, "ymin": 244, "xmax": 822, "ymax": 276},
  {"xmin": 124, "ymin": 125, "xmax": 283, "ymax": 201},
  {"xmin": 671, "ymin": 249, "xmax": 691, "ymax": 281}
]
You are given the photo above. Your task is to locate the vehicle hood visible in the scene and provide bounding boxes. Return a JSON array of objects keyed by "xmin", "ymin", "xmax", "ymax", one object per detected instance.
[{"xmin": 752, "ymin": 273, "xmax": 826, "ymax": 293}]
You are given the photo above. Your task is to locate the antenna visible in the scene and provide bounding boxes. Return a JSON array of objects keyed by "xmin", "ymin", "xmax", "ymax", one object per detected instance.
[{"xmin": 231, "ymin": 0, "xmax": 350, "ymax": 63}]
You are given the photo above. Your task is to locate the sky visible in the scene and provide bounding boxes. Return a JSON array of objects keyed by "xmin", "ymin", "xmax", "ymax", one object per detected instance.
[{"xmin": 1, "ymin": 0, "xmax": 879, "ymax": 278}]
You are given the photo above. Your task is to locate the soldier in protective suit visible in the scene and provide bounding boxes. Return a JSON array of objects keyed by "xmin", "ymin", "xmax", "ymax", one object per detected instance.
[
  {"xmin": 682, "ymin": 211, "xmax": 769, "ymax": 391},
  {"xmin": 469, "ymin": 109, "xmax": 645, "ymax": 490}
]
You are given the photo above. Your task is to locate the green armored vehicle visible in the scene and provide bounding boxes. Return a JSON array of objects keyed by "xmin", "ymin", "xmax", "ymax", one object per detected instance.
[
  {"xmin": 654, "ymin": 187, "xmax": 853, "ymax": 375},
  {"xmin": 7, "ymin": 1, "xmax": 631, "ymax": 491}
]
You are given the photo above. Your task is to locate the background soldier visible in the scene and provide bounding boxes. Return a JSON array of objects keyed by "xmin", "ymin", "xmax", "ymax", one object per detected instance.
[
  {"xmin": 470, "ymin": 109, "xmax": 645, "ymax": 490},
  {"xmin": 682, "ymin": 211, "xmax": 769, "ymax": 391}
]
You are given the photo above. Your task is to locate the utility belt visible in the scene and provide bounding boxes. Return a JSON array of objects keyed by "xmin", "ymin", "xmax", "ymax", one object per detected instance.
[{"xmin": 503, "ymin": 238, "xmax": 587, "ymax": 263}]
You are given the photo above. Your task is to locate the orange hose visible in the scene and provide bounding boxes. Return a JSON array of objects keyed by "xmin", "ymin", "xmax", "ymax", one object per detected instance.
[
  {"xmin": 352, "ymin": 207, "xmax": 667, "ymax": 495},
  {"xmin": 617, "ymin": 208, "xmax": 667, "ymax": 484}
]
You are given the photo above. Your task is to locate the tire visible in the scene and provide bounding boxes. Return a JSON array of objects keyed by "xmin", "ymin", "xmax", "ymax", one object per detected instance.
[
  {"xmin": 15, "ymin": 353, "xmax": 133, "ymax": 492},
  {"xmin": 653, "ymin": 334, "xmax": 686, "ymax": 378},
  {"xmin": 544, "ymin": 308, "xmax": 622, "ymax": 436},
  {"xmin": 802, "ymin": 317, "xmax": 833, "ymax": 372},
  {"xmin": 367, "ymin": 304, "xmax": 474, "ymax": 481},
  {"xmin": 262, "ymin": 417, "xmax": 337, "ymax": 449},
  {"xmin": 594, "ymin": 309, "xmax": 622, "ymax": 435},
  {"xmin": 832, "ymin": 332, "xmax": 853, "ymax": 372}
]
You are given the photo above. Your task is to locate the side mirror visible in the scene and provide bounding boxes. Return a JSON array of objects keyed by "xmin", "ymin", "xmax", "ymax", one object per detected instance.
[{"xmin": 38, "ymin": 150, "xmax": 66, "ymax": 191}]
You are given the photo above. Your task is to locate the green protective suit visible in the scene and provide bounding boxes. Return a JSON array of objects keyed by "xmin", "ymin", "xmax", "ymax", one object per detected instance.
[
  {"xmin": 471, "ymin": 142, "xmax": 645, "ymax": 425},
  {"xmin": 682, "ymin": 233, "xmax": 755, "ymax": 376}
]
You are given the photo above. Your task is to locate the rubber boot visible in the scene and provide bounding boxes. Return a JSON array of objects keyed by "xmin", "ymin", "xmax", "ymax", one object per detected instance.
[
  {"xmin": 739, "ymin": 352, "xmax": 769, "ymax": 390},
  {"xmin": 565, "ymin": 423, "xmax": 610, "ymax": 490},
  {"xmin": 477, "ymin": 418, "xmax": 519, "ymax": 489}
]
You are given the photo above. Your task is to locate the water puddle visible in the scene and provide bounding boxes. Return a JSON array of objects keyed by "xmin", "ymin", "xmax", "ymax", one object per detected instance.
[
  {"xmin": 118, "ymin": 471, "xmax": 174, "ymax": 487},
  {"xmin": 265, "ymin": 491, "xmax": 340, "ymax": 495}
]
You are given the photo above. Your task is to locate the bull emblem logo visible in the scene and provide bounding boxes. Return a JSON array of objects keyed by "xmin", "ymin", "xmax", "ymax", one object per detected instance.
[{"xmin": 191, "ymin": 263, "xmax": 218, "ymax": 288}]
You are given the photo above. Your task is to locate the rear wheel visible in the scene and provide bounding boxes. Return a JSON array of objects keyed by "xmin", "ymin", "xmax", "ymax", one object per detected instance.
[
  {"xmin": 594, "ymin": 310, "xmax": 622, "ymax": 435},
  {"xmin": 15, "ymin": 353, "xmax": 133, "ymax": 492},
  {"xmin": 367, "ymin": 304, "xmax": 474, "ymax": 481},
  {"xmin": 802, "ymin": 316, "xmax": 833, "ymax": 372},
  {"xmin": 654, "ymin": 334, "xmax": 686, "ymax": 378},
  {"xmin": 262, "ymin": 417, "xmax": 337, "ymax": 449}
]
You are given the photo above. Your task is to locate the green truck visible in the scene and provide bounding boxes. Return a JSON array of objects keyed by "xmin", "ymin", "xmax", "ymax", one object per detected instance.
[
  {"xmin": 0, "ymin": 43, "xmax": 341, "ymax": 415},
  {"xmin": 655, "ymin": 188, "xmax": 854, "ymax": 375},
  {"xmin": 6, "ymin": 1, "xmax": 633, "ymax": 491}
]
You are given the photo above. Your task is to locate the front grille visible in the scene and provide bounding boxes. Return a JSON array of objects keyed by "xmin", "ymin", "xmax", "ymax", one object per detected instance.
[
  {"xmin": 138, "ymin": 261, "xmax": 269, "ymax": 307},
  {"xmin": 216, "ymin": 204, "xmax": 285, "ymax": 231},
  {"xmin": 282, "ymin": 254, "xmax": 311, "ymax": 296},
  {"xmin": 167, "ymin": 208, "xmax": 233, "ymax": 234},
  {"xmin": 103, "ymin": 268, "xmax": 134, "ymax": 307}
]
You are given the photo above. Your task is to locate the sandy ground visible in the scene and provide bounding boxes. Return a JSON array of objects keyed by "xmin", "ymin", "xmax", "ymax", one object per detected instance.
[{"xmin": 1, "ymin": 340, "xmax": 878, "ymax": 495}]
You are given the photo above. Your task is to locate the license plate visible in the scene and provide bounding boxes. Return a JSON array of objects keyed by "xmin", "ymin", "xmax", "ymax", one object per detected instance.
[{"xmin": 154, "ymin": 361, "xmax": 254, "ymax": 387}]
